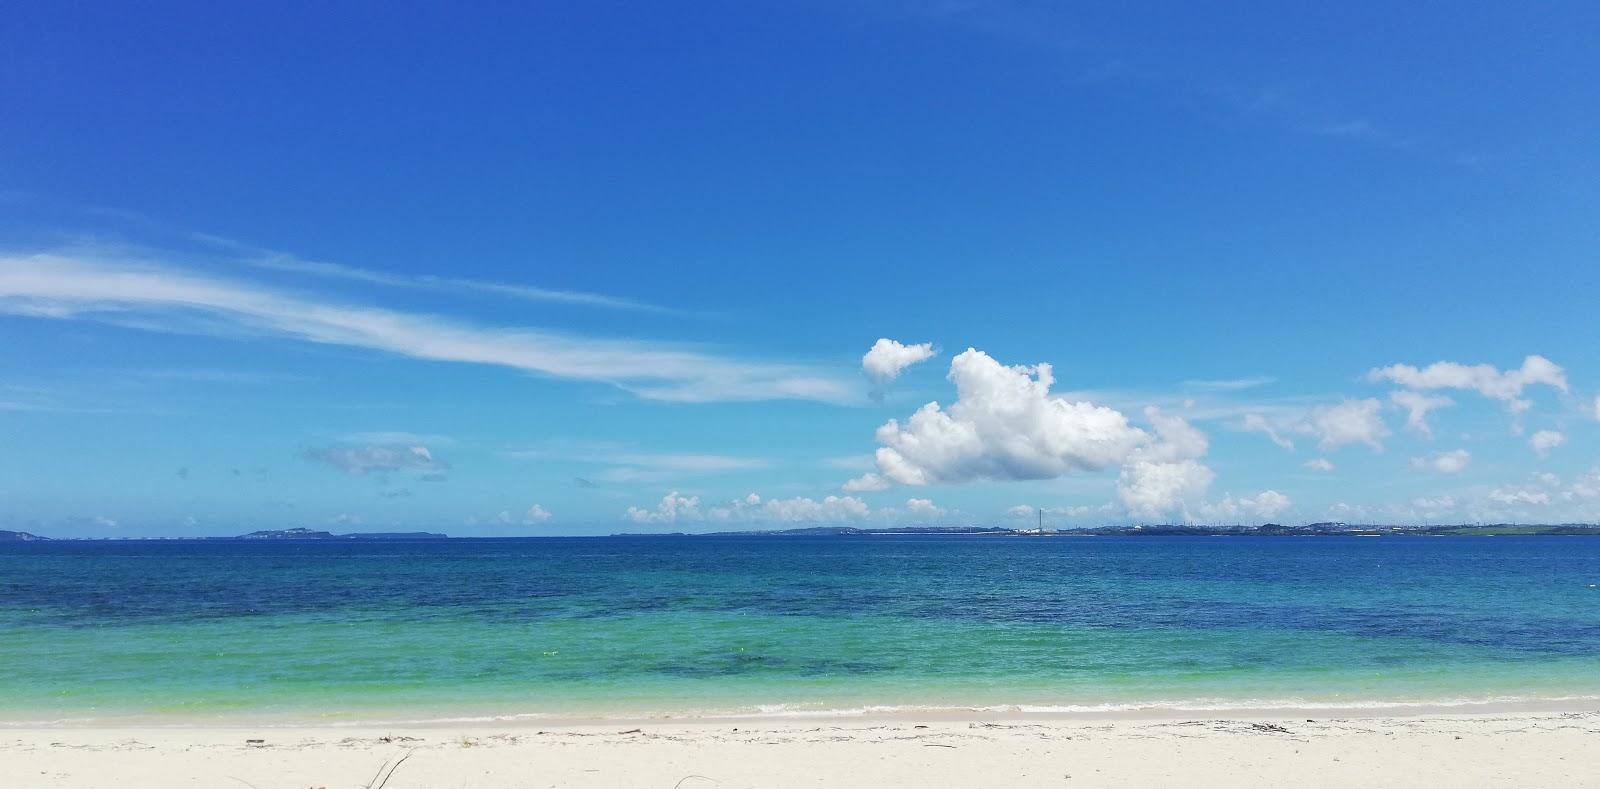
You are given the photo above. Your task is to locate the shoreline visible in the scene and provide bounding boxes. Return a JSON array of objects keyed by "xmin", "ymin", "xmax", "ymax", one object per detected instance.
[
  {"xmin": 6, "ymin": 710, "xmax": 1598, "ymax": 787},
  {"xmin": 8, "ymin": 692, "xmax": 1600, "ymax": 730}
]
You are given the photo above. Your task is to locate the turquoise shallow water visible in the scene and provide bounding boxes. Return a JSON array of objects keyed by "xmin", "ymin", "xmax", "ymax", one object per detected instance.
[{"xmin": 3, "ymin": 536, "xmax": 1600, "ymax": 722}]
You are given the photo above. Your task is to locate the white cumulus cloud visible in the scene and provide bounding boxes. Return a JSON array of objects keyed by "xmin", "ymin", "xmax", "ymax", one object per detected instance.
[
  {"xmin": 1115, "ymin": 406, "xmax": 1221, "ymax": 521},
  {"xmin": 524, "ymin": 504, "xmax": 553, "ymax": 523},
  {"xmin": 1242, "ymin": 413, "xmax": 1294, "ymax": 449},
  {"xmin": 1412, "ymin": 449, "xmax": 1471, "ymax": 474},
  {"xmin": 625, "ymin": 491, "xmax": 701, "ymax": 523},
  {"xmin": 850, "ymin": 348, "xmax": 1233, "ymax": 523},
  {"xmin": 1138, "ymin": 407, "xmax": 1211, "ymax": 463},
  {"xmin": 1389, "ymin": 390, "xmax": 1454, "ymax": 436},
  {"xmin": 841, "ymin": 473, "xmax": 890, "ymax": 492},
  {"xmin": 862, "ymin": 338, "xmax": 936, "ymax": 384},
  {"xmin": 1300, "ymin": 399, "xmax": 1389, "ymax": 451},
  {"xmin": 626, "ymin": 491, "xmax": 872, "ymax": 525},
  {"xmin": 1303, "ymin": 458, "xmax": 1335, "ymax": 472},
  {"xmin": 1202, "ymin": 490, "xmax": 1292, "ymax": 521},
  {"xmin": 861, "ymin": 348, "xmax": 1149, "ymax": 487},
  {"xmin": 707, "ymin": 493, "xmax": 871, "ymax": 523},
  {"xmin": 1487, "ymin": 487, "xmax": 1550, "ymax": 507},
  {"xmin": 1368, "ymin": 355, "xmax": 1567, "ymax": 414},
  {"xmin": 1564, "ymin": 468, "xmax": 1600, "ymax": 502},
  {"xmin": 1118, "ymin": 459, "xmax": 1215, "ymax": 521},
  {"xmin": 1528, "ymin": 430, "xmax": 1565, "ymax": 457},
  {"xmin": 1009, "ymin": 503, "xmax": 1114, "ymax": 521}
]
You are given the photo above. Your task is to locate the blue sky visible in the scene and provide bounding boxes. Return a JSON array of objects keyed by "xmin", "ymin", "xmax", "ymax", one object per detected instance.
[{"xmin": 2, "ymin": 1, "xmax": 1597, "ymax": 536}]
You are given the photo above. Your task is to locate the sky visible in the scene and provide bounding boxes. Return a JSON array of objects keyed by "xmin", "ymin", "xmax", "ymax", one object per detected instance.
[{"xmin": 2, "ymin": 1, "xmax": 1598, "ymax": 536}]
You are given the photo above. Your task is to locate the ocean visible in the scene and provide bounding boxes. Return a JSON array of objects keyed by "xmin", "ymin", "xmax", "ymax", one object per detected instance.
[{"xmin": 3, "ymin": 536, "xmax": 1599, "ymax": 724}]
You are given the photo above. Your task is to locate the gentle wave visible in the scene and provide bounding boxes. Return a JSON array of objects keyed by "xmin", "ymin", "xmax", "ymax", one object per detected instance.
[
  {"xmin": 11, "ymin": 692, "xmax": 1600, "ymax": 729},
  {"xmin": 261, "ymin": 693, "xmax": 1600, "ymax": 727},
  {"xmin": 715, "ymin": 694, "xmax": 1600, "ymax": 718}
]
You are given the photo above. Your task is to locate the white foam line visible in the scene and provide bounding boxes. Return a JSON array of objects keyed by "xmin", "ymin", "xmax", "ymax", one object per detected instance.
[{"xmin": 12, "ymin": 693, "xmax": 1600, "ymax": 729}]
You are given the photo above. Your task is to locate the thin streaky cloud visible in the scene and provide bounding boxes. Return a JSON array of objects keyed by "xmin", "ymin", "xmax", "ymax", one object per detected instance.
[
  {"xmin": 188, "ymin": 233, "xmax": 676, "ymax": 314},
  {"xmin": 1057, "ymin": 387, "xmax": 1332, "ymax": 425},
  {"xmin": 0, "ymin": 251, "xmax": 858, "ymax": 405},
  {"xmin": 505, "ymin": 443, "xmax": 768, "ymax": 473},
  {"xmin": 604, "ymin": 453, "xmax": 769, "ymax": 472},
  {"xmin": 895, "ymin": 5, "xmax": 1472, "ymax": 166},
  {"xmin": 303, "ymin": 443, "xmax": 448, "ymax": 475},
  {"xmin": 125, "ymin": 368, "xmax": 307, "ymax": 385},
  {"xmin": 1300, "ymin": 119, "xmax": 1411, "ymax": 148},
  {"xmin": 824, "ymin": 455, "xmax": 875, "ymax": 471},
  {"xmin": 253, "ymin": 254, "xmax": 674, "ymax": 314},
  {"xmin": 343, "ymin": 431, "xmax": 455, "ymax": 446},
  {"xmin": 1182, "ymin": 376, "xmax": 1275, "ymax": 392}
]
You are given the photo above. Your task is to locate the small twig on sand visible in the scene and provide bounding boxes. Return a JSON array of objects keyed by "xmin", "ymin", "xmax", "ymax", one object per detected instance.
[
  {"xmin": 673, "ymin": 775, "xmax": 720, "ymax": 788},
  {"xmin": 376, "ymin": 749, "xmax": 416, "ymax": 789},
  {"xmin": 364, "ymin": 755, "xmax": 391, "ymax": 789},
  {"xmin": 367, "ymin": 749, "xmax": 416, "ymax": 789}
]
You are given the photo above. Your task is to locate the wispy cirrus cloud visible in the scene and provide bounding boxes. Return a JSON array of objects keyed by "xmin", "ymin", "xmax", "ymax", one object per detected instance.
[
  {"xmin": 889, "ymin": 3, "xmax": 1490, "ymax": 170},
  {"xmin": 226, "ymin": 245, "xmax": 676, "ymax": 314},
  {"xmin": 8, "ymin": 199, "xmax": 670, "ymax": 314},
  {"xmin": 823, "ymin": 454, "xmax": 875, "ymax": 471},
  {"xmin": 1056, "ymin": 386, "xmax": 1331, "ymax": 426},
  {"xmin": 344, "ymin": 431, "xmax": 455, "ymax": 446},
  {"xmin": 0, "ymin": 250, "xmax": 858, "ymax": 405},
  {"xmin": 304, "ymin": 444, "xmax": 448, "ymax": 475},
  {"xmin": 1182, "ymin": 376, "xmax": 1275, "ymax": 392},
  {"xmin": 1300, "ymin": 119, "xmax": 1413, "ymax": 149},
  {"xmin": 599, "ymin": 453, "xmax": 769, "ymax": 472},
  {"xmin": 505, "ymin": 442, "xmax": 769, "ymax": 484},
  {"xmin": 125, "ymin": 368, "xmax": 307, "ymax": 385}
]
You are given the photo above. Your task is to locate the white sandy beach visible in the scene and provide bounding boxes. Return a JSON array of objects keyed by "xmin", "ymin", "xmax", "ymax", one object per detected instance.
[{"xmin": 4, "ymin": 710, "xmax": 1598, "ymax": 788}]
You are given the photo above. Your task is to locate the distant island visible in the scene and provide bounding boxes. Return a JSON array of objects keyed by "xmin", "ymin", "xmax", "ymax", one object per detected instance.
[
  {"xmin": 700, "ymin": 526, "xmax": 1017, "ymax": 537},
  {"xmin": 233, "ymin": 528, "xmax": 449, "ymax": 540},
  {"xmin": 8, "ymin": 524, "xmax": 1600, "ymax": 541},
  {"xmin": 634, "ymin": 522, "xmax": 1600, "ymax": 538}
]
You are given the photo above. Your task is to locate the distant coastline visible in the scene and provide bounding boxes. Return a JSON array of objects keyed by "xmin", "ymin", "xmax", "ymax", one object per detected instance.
[
  {"xmin": 234, "ymin": 527, "xmax": 449, "ymax": 541},
  {"xmin": 639, "ymin": 523, "xmax": 1600, "ymax": 538},
  {"xmin": 0, "ymin": 528, "xmax": 449, "ymax": 542},
  {"xmin": 8, "ymin": 523, "xmax": 1600, "ymax": 542}
]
